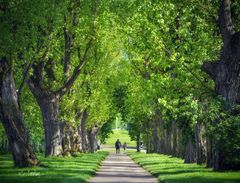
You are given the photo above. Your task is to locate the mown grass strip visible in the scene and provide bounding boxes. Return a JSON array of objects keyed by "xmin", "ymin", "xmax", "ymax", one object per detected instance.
[
  {"xmin": 129, "ymin": 152, "xmax": 240, "ymax": 183},
  {"xmin": 0, "ymin": 151, "xmax": 108, "ymax": 183}
]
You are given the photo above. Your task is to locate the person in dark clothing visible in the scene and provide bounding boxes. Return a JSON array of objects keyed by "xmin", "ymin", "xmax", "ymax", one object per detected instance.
[
  {"xmin": 115, "ymin": 139, "xmax": 121, "ymax": 154},
  {"xmin": 123, "ymin": 142, "xmax": 127, "ymax": 152}
]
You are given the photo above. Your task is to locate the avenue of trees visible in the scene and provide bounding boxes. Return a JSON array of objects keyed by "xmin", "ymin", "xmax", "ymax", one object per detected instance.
[{"xmin": 0, "ymin": 0, "xmax": 239, "ymax": 171}]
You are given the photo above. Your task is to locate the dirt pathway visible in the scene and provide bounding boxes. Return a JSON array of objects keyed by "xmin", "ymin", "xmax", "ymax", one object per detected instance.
[{"xmin": 89, "ymin": 153, "xmax": 158, "ymax": 183}]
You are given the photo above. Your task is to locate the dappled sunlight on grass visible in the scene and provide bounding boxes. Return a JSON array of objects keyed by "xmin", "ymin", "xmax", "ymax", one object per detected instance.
[
  {"xmin": 129, "ymin": 152, "xmax": 240, "ymax": 183},
  {"xmin": 0, "ymin": 151, "xmax": 108, "ymax": 183}
]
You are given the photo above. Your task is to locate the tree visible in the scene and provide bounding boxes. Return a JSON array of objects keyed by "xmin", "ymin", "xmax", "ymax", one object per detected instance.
[
  {"xmin": 26, "ymin": 0, "xmax": 97, "ymax": 156},
  {"xmin": 0, "ymin": 1, "xmax": 39, "ymax": 167},
  {"xmin": 202, "ymin": 0, "xmax": 240, "ymax": 170}
]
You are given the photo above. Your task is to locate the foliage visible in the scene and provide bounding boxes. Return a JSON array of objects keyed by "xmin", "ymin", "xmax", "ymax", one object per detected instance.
[{"xmin": 0, "ymin": 0, "xmax": 240, "ymax": 171}]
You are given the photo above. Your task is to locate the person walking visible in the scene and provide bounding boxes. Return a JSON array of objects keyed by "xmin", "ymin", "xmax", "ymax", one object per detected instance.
[{"xmin": 115, "ymin": 139, "xmax": 121, "ymax": 154}]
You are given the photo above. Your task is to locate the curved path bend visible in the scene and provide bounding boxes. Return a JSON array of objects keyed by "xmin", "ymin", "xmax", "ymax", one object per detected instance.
[{"xmin": 89, "ymin": 153, "xmax": 158, "ymax": 183}]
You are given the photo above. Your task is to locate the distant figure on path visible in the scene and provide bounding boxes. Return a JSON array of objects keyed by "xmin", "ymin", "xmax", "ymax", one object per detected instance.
[
  {"xmin": 115, "ymin": 139, "xmax": 121, "ymax": 154},
  {"xmin": 123, "ymin": 142, "xmax": 127, "ymax": 152}
]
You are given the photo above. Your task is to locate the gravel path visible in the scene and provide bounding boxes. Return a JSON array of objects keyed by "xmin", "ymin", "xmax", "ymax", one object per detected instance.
[{"xmin": 89, "ymin": 153, "xmax": 158, "ymax": 183}]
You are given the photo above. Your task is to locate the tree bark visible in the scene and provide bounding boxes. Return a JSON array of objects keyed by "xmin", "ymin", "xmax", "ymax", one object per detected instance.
[
  {"xmin": 37, "ymin": 95, "xmax": 62, "ymax": 156},
  {"xmin": 136, "ymin": 133, "xmax": 141, "ymax": 152},
  {"xmin": 151, "ymin": 120, "xmax": 160, "ymax": 153},
  {"xmin": 80, "ymin": 109, "xmax": 88, "ymax": 152},
  {"xmin": 202, "ymin": 0, "xmax": 240, "ymax": 104},
  {"xmin": 146, "ymin": 128, "xmax": 151, "ymax": 153},
  {"xmin": 184, "ymin": 138, "xmax": 195, "ymax": 163},
  {"xmin": 195, "ymin": 123, "xmax": 205, "ymax": 164},
  {"xmin": 0, "ymin": 59, "xmax": 38, "ymax": 167},
  {"xmin": 206, "ymin": 136, "xmax": 213, "ymax": 168},
  {"xmin": 172, "ymin": 121, "xmax": 178, "ymax": 156},
  {"xmin": 88, "ymin": 125, "xmax": 99, "ymax": 153}
]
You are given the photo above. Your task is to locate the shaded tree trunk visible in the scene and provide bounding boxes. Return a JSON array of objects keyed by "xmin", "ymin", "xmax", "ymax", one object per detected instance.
[
  {"xmin": 184, "ymin": 138, "xmax": 195, "ymax": 163},
  {"xmin": 151, "ymin": 113, "xmax": 162, "ymax": 153},
  {"xmin": 60, "ymin": 122, "xmax": 78, "ymax": 156},
  {"xmin": 0, "ymin": 59, "xmax": 38, "ymax": 167},
  {"xmin": 88, "ymin": 125, "xmax": 99, "ymax": 153},
  {"xmin": 146, "ymin": 128, "xmax": 151, "ymax": 153},
  {"xmin": 80, "ymin": 109, "xmax": 88, "ymax": 152},
  {"xmin": 60, "ymin": 122, "xmax": 70, "ymax": 156},
  {"xmin": 151, "ymin": 121, "xmax": 159, "ymax": 153},
  {"xmin": 172, "ymin": 121, "xmax": 178, "ymax": 156},
  {"xmin": 165, "ymin": 125, "xmax": 172, "ymax": 155},
  {"xmin": 136, "ymin": 133, "xmax": 141, "ymax": 152},
  {"xmin": 195, "ymin": 123, "xmax": 205, "ymax": 164},
  {"xmin": 206, "ymin": 136, "xmax": 213, "ymax": 168}
]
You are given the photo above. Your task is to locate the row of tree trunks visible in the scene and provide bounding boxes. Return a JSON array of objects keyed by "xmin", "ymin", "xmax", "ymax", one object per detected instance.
[
  {"xmin": 0, "ymin": 59, "xmax": 38, "ymax": 167},
  {"xmin": 58, "ymin": 108, "xmax": 102, "ymax": 155},
  {"xmin": 60, "ymin": 122, "xmax": 80, "ymax": 156},
  {"xmin": 147, "ymin": 116, "xmax": 208, "ymax": 165},
  {"xmin": 146, "ymin": 116, "xmax": 231, "ymax": 170}
]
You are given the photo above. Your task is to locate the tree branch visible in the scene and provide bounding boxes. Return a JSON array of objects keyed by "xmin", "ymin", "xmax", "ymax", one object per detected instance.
[
  {"xmin": 56, "ymin": 39, "xmax": 92, "ymax": 97},
  {"xmin": 218, "ymin": 0, "xmax": 235, "ymax": 46},
  {"xmin": 17, "ymin": 63, "xmax": 32, "ymax": 98},
  {"xmin": 18, "ymin": 42, "xmax": 44, "ymax": 98},
  {"xmin": 63, "ymin": 25, "xmax": 72, "ymax": 79},
  {"xmin": 182, "ymin": 62, "xmax": 214, "ymax": 93},
  {"xmin": 131, "ymin": 61, "xmax": 146, "ymax": 79}
]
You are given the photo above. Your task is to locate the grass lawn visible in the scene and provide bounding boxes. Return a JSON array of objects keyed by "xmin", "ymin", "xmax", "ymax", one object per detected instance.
[
  {"xmin": 104, "ymin": 129, "xmax": 136, "ymax": 146},
  {"xmin": 0, "ymin": 151, "xmax": 108, "ymax": 183},
  {"xmin": 129, "ymin": 152, "xmax": 240, "ymax": 183}
]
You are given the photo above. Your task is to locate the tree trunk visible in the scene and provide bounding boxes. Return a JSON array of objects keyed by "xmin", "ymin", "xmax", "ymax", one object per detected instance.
[
  {"xmin": 151, "ymin": 117, "xmax": 161, "ymax": 153},
  {"xmin": 60, "ymin": 122, "xmax": 71, "ymax": 156},
  {"xmin": 172, "ymin": 122, "xmax": 178, "ymax": 156},
  {"xmin": 80, "ymin": 109, "xmax": 88, "ymax": 152},
  {"xmin": 37, "ymin": 95, "xmax": 62, "ymax": 156},
  {"xmin": 136, "ymin": 133, "xmax": 141, "ymax": 152},
  {"xmin": 146, "ymin": 128, "xmax": 151, "ymax": 153},
  {"xmin": 184, "ymin": 138, "xmax": 195, "ymax": 163},
  {"xmin": 195, "ymin": 123, "xmax": 205, "ymax": 164},
  {"xmin": 206, "ymin": 136, "xmax": 213, "ymax": 168},
  {"xmin": 87, "ymin": 126, "xmax": 99, "ymax": 153},
  {"xmin": 77, "ymin": 124, "xmax": 82, "ymax": 150},
  {"xmin": 0, "ymin": 60, "xmax": 38, "ymax": 167}
]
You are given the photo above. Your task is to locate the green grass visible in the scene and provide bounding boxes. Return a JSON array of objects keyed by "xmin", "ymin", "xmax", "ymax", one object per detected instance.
[
  {"xmin": 104, "ymin": 129, "xmax": 136, "ymax": 146},
  {"xmin": 0, "ymin": 151, "xmax": 108, "ymax": 183},
  {"xmin": 129, "ymin": 152, "xmax": 240, "ymax": 183}
]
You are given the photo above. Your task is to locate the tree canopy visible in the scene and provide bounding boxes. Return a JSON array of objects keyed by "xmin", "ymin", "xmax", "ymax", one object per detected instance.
[{"xmin": 0, "ymin": 0, "xmax": 240, "ymax": 171}]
